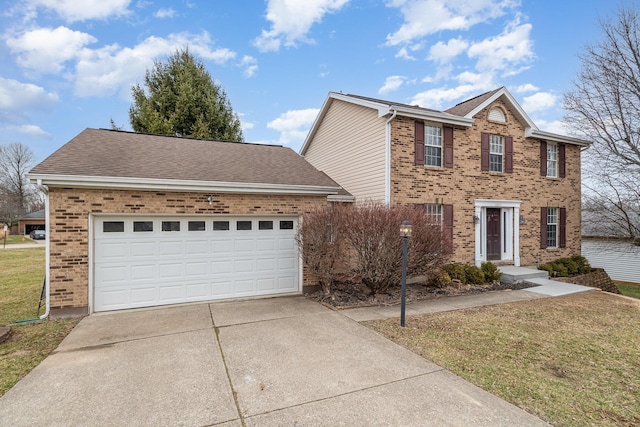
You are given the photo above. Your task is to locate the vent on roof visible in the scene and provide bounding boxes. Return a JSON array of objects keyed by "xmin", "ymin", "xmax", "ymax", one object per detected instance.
[{"xmin": 488, "ymin": 107, "xmax": 506, "ymax": 122}]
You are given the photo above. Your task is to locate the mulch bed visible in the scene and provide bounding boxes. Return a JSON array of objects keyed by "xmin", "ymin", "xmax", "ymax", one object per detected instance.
[{"xmin": 306, "ymin": 280, "xmax": 536, "ymax": 309}]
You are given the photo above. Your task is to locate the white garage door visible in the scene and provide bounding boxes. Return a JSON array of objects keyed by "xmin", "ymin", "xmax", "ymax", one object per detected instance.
[{"xmin": 92, "ymin": 215, "xmax": 299, "ymax": 312}]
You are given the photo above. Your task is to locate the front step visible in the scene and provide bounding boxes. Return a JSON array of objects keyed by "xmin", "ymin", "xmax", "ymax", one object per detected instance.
[{"xmin": 499, "ymin": 266, "xmax": 548, "ymax": 284}]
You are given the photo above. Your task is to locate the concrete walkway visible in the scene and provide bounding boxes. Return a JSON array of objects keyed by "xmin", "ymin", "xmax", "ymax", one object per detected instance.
[
  {"xmin": 0, "ymin": 296, "xmax": 550, "ymax": 426},
  {"xmin": 0, "ymin": 240, "xmax": 44, "ymax": 249}
]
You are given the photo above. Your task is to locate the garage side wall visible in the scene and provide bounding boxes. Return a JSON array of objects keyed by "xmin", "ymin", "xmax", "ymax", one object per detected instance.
[{"xmin": 48, "ymin": 188, "xmax": 327, "ymax": 315}]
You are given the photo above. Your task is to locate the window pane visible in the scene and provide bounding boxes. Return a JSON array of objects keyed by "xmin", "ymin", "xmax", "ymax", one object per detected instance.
[
  {"xmin": 279, "ymin": 220, "xmax": 294, "ymax": 230},
  {"xmin": 547, "ymin": 144, "xmax": 558, "ymax": 177},
  {"xmin": 489, "ymin": 135, "xmax": 503, "ymax": 172},
  {"xmin": 213, "ymin": 221, "xmax": 229, "ymax": 231},
  {"xmin": 162, "ymin": 221, "xmax": 180, "ymax": 232},
  {"xmin": 103, "ymin": 221, "xmax": 124, "ymax": 232},
  {"xmin": 425, "ymin": 204, "xmax": 443, "ymax": 223},
  {"xmin": 188, "ymin": 221, "xmax": 205, "ymax": 231},
  {"xmin": 237, "ymin": 221, "xmax": 252, "ymax": 230},
  {"xmin": 133, "ymin": 221, "xmax": 153, "ymax": 232},
  {"xmin": 259, "ymin": 220, "xmax": 273, "ymax": 230},
  {"xmin": 424, "ymin": 126, "xmax": 442, "ymax": 167},
  {"xmin": 547, "ymin": 208, "xmax": 558, "ymax": 247}
]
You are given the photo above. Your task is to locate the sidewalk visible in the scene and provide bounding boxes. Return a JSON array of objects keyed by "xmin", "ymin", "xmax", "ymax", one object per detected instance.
[
  {"xmin": 0, "ymin": 240, "xmax": 44, "ymax": 249},
  {"xmin": 341, "ymin": 279, "xmax": 596, "ymax": 322}
]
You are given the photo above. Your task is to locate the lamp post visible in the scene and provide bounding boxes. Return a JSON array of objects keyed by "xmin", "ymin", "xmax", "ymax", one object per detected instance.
[{"xmin": 399, "ymin": 220, "xmax": 412, "ymax": 327}]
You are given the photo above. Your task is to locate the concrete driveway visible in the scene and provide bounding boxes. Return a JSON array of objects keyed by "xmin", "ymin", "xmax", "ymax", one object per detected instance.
[{"xmin": 0, "ymin": 297, "xmax": 548, "ymax": 426}]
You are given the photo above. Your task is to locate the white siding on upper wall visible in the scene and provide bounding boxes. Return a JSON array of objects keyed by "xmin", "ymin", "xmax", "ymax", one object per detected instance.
[
  {"xmin": 582, "ymin": 239, "xmax": 640, "ymax": 283},
  {"xmin": 304, "ymin": 99, "xmax": 387, "ymax": 202}
]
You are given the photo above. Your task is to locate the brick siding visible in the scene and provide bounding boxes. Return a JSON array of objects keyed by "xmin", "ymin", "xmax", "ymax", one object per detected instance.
[
  {"xmin": 390, "ymin": 98, "xmax": 582, "ymax": 266},
  {"xmin": 47, "ymin": 188, "xmax": 327, "ymax": 313}
]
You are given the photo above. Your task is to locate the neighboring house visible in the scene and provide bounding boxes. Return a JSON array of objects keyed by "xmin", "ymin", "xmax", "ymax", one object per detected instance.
[
  {"xmin": 301, "ymin": 87, "xmax": 591, "ymax": 267},
  {"xmin": 18, "ymin": 209, "xmax": 45, "ymax": 235},
  {"xmin": 581, "ymin": 210, "xmax": 640, "ymax": 283},
  {"xmin": 28, "ymin": 128, "xmax": 344, "ymax": 316}
]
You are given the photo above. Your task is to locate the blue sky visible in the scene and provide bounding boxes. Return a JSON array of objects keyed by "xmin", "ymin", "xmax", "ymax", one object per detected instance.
[{"xmin": 0, "ymin": 0, "xmax": 622, "ymax": 163}]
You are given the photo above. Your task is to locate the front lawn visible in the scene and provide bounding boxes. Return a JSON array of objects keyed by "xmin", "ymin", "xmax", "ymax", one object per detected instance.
[
  {"xmin": 366, "ymin": 292, "xmax": 640, "ymax": 427},
  {"xmin": 1, "ymin": 235, "xmax": 37, "ymax": 245},
  {"xmin": 0, "ymin": 248, "xmax": 80, "ymax": 397},
  {"xmin": 616, "ymin": 282, "xmax": 640, "ymax": 299}
]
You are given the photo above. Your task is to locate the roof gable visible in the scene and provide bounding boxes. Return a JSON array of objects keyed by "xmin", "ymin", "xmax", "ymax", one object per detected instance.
[{"xmin": 30, "ymin": 128, "xmax": 342, "ymax": 194}]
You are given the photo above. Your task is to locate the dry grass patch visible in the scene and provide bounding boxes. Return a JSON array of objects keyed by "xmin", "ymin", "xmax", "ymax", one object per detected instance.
[
  {"xmin": 0, "ymin": 248, "xmax": 80, "ymax": 397},
  {"xmin": 365, "ymin": 292, "xmax": 640, "ymax": 427}
]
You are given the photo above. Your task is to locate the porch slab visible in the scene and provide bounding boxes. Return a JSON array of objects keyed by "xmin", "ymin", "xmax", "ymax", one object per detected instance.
[
  {"xmin": 500, "ymin": 266, "xmax": 548, "ymax": 284},
  {"xmin": 521, "ymin": 278, "xmax": 596, "ymax": 296}
]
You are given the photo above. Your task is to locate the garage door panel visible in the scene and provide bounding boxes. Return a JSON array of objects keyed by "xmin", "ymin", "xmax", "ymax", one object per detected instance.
[{"xmin": 93, "ymin": 215, "xmax": 299, "ymax": 312}]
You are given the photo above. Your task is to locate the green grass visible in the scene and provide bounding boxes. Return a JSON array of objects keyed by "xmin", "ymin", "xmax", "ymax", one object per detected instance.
[
  {"xmin": 616, "ymin": 282, "xmax": 640, "ymax": 299},
  {"xmin": 366, "ymin": 292, "xmax": 640, "ymax": 427},
  {"xmin": 0, "ymin": 235, "xmax": 38, "ymax": 245},
  {"xmin": 0, "ymin": 248, "xmax": 80, "ymax": 396}
]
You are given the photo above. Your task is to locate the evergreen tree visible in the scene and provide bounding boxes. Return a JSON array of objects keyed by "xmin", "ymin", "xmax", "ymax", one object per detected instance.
[{"xmin": 129, "ymin": 48, "xmax": 243, "ymax": 141}]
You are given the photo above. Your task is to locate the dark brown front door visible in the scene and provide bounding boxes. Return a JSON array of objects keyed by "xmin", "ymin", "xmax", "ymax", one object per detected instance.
[{"xmin": 486, "ymin": 208, "xmax": 501, "ymax": 261}]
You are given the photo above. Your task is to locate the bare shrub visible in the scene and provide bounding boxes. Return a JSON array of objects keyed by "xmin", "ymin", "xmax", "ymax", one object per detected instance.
[
  {"xmin": 295, "ymin": 204, "xmax": 349, "ymax": 296},
  {"xmin": 344, "ymin": 202, "xmax": 451, "ymax": 295}
]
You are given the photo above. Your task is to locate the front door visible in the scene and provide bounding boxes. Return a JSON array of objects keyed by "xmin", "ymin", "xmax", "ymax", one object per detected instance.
[{"xmin": 486, "ymin": 208, "xmax": 501, "ymax": 261}]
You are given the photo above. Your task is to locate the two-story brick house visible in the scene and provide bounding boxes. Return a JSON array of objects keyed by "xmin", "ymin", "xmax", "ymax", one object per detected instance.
[{"xmin": 301, "ymin": 87, "xmax": 590, "ymax": 267}]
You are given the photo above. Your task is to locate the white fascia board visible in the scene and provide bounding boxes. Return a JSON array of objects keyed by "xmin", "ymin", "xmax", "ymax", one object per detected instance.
[
  {"xmin": 28, "ymin": 173, "xmax": 341, "ymax": 195},
  {"xmin": 526, "ymin": 129, "xmax": 591, "ymax": 147},
  {"xmin": 386, "ymin": 106, "xmax": 474, "ymax": 127}
]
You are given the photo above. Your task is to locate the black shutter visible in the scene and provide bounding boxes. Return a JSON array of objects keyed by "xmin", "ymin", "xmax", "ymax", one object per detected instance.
[
  {"xmin": 481, "ymin": 132, "xmax": 490, "ymax": 171},
  {"xmin": 559, "ymin": 207, "xmax": 567, "ymax": 248},
  {"xmin": 540, "ymin": 140, "xmax": 547, "ymax": 176},
  {"xmin": 415, "ymin": 121, "xmax": 425, "ymax": 165},
  {"xmin": 559, "ymin": 144, "xmax": 566, "ymax": 178},
  {"xmin": 505, "ymin": 136, "xmax": 513, "ymax": 173},
  {"xmin": 443, "ymin": 126, "xmax": 454, "ymax": 168},
  {"xmin": 540, "ymin": 207, "xmax": 548, "ymax": 249}
]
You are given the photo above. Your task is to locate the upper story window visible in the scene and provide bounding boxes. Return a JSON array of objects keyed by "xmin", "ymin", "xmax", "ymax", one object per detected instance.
[
  {"xmin": 489, "ymin": 134, "xmax": 504, "ymax": 172},
  {"xmin": 424, "ymin": 126, "xmax": 443, "ymax": 167},
  {"xmin": 546, "ymin": 143, "xmax": 558, "ymax": 178}
]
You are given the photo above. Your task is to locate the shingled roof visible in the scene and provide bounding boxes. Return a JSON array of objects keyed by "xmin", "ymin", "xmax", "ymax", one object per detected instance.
[
  {"xmin": 444, "ymin": 88, "xmax": 503, "ymax": 117},
  {"xmin": 30, "ymin": 128, "xmax": 342, "ymax": 193}
]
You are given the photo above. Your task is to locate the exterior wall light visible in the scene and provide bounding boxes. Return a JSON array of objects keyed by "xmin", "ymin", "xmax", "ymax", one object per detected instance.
[
  {"xmin": 519, "ymin": 215, "xmax": 526, "ymax": 225},
  {"xmin": 473, "ymin": 214, "xmax": 480, "ymax": 224}
]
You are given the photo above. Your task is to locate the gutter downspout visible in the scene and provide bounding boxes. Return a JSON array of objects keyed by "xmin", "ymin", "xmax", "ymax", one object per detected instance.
[
  {"xmin": 385, "ymin": 108, "xmax": 397, "ymax": 205},
  {"xmin": 37, "ymin": 179, "xmax": 50, "ymax": 320}
]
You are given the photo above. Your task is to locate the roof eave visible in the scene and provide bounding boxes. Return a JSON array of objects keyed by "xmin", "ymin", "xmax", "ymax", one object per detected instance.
[
  {"xmin": 526, "ymin": 129, "xmax": 592, "ymax": 147},
  {"xmin": 388, "ymin": 105, "xmax": 473, "ymax": 127},
  {"xmin": 28, "ymin": 174, "xmax": 342, "ymax": 196}
]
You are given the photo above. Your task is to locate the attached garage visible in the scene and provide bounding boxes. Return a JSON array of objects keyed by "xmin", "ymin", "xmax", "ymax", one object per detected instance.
[
  {"xmin": 29, "ymin": 129, "xmax": 346, "ymax": 316},
  {"xmin": 93, "ymin": 215, "xmax": 300, "ymax": 311}
]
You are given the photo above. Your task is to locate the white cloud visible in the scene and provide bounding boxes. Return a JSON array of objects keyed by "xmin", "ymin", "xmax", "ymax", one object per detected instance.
[
  {"xmin": 6, "ymin": 26, "xmax": 97, "ymax": 74},
  {"xmin": 73, "ymin": 32, "xmax": 236, "ymax": 97},
  {"xmin": 267, "ymin": 108, "xmax": 319, "ymax": 145},
  {"xmin": 534, "ymin": 118, "xmax": 571, "ymax": 136},
  {"xmin": 0, "ymin": 77, "xmax": 59, "ymax": 113},
  {"xmin": 3, "ymin": 124, "xmax": 50, "ymax": 138},
  {"xmin": 514, "ymin": 83, "xmax": 538, "ymax": 93},
  {"xmin": 379, "ymin": 75, "xmax": 405, "ymax": 94},
  {"xmin": 395, "ymin": 47, "xmax": 416, "ymax": 60},
  {"xmin": 522, "ymin": 91, "xmax": 557, "ymax": 113},
  {"xmin": 428, "ymin": 37, "xmax": 469, "ymax": 63},
  {"xmin": 410, "ymin": 77, "xmax": 495, "ymax": 110},
  {"xmin": 155, "ymin": 8, "xmax": 176, "ymax": 18},
  {"xmin": 253, "ymin": 0, "xmax": 350, "ymax": 52},
  {"xmin": 25, "ymin": 0, "xmax": 131, "ymax": 22},
  {"xmin": 385, "ymin": 0, "xmax": 517, "ymax": 46},
  {"xmin": 239, "ymin": 56, "xmax": 258, "ymax": 78},
  {"xmin": 468, "ymin": 21, "xmax": 534, "ymax": 73}
]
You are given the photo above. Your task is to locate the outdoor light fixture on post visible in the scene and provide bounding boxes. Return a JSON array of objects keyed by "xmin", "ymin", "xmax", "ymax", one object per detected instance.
[{"xmin": 400, "ymin": 220, "xmax": 412, "ymax": 327}]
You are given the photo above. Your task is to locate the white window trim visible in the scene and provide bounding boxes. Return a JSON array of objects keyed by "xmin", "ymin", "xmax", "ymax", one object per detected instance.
[
  {"xmin": 424, "ymin": 125, "xmax": 443, "ymax": 167},
  {"xmin": 489, "ymin": 134, "xmax": 504, "ymax": 173},
  {"xmin": 547, "ymin": 142, "xmax": 558, "ymax": 178},
  {"xmin": 547, "ymin": 207, "xmax": 558, "ymax": 248}
]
